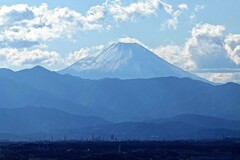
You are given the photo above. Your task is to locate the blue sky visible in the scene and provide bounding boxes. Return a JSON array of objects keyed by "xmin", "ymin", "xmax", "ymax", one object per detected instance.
[{"xmin": 0, "ymin": 0, "xmax": 239, "ymax": 83}]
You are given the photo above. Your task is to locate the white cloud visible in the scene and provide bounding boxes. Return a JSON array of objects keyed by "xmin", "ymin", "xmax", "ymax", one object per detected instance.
[
  {"xmin": 0, "ymin": 4, "xmax": 34, "ymax": 25},
  {"xmin": 0, "ymin": 3, "xmax": 106, "ymax": 48},
  {"xmin": 0, "ymin": 3, "xmax": 109, "ymax": 70},
  {"xmin": 0, "ymin": 48, "xmax": 61, "ymax": 68},
  {"xmin": 191, "ymin": 23, "xmax": 225, "ymax": 38},
  {"xmin": 159, "ymin": 0, "xmax": 173, "ymax": 15},
  {"xmin": 65, "ymin": 45, "xmax": 105, "ymax": 65},
  {"xmin": 107, "ymin": 0, "xmax": 172, "ymax": 22},
  {"xmin": 118, "ymin": 37, "xmax": 150, "ymax": 49},
  {"xmin": 224, "ymin": 34, "xmax": 240, "ymax": 65},
  {"xmin": 66, "ymin": 48, "xmax": 90, "ymax": 66},
  {"xmin": 178, "ymin": 4, "xmax": 188, "ymax": 10},
  {"xmin": 197, "ymin": 72, "xmax": 240, "ymax": 84},
  {"xmin": 85, "ymin": 5, "xmax": 106, "ymax": 22},
  {"xmin": 0, "ymin": 1, "xmax": 183, "ymax": 49},
  {"xmin": 154, "ymin": 24, "xmax": 238, "ymax": 85},
  {"xmin": 157, "ymin": 23, "xmax": 240, "ymax": 83},
  {"xmin": 182, "ymin": 24, "xmax": 236, "ymax": 70},
  {"xmin": 118, "ymin": 37, "xmax": 141, "ymax": 43},
  {"xmin": 153, "ymin": 45, "xmax": 195, "ymax": 70}
]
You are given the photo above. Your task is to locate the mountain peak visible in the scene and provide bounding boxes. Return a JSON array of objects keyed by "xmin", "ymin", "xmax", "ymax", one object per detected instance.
[
  {"xmin": 31, "ymin": 65, "xmax": 48, "ymax": 71},
  {"xmin": 0, "ymin": 68, "xmax": 14, "ymax": 74},
  {"xmin": 17, "ymin": 65, "xmax": 52, "ymax": 75},
  {"xmin": 60, "ymin": 42, "xmax": 207, "ymax": 82},
  {"xmin": 112, "ymin": 42, "xmax": 146, "ymax": 50}
]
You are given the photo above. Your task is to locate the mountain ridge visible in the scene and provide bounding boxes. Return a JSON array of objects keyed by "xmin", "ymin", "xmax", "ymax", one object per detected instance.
[{"xmin": 0, "ymin": 66, "xmax": 240, "ymax": 121}]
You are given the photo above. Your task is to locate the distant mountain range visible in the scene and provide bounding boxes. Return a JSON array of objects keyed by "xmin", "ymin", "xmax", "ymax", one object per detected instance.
[
  {"xmin": 150, "ymin": 114, "xmax": 240, "ymax": 131},
  {"xmin": 0, "ymin": 66, "xmax": 240, "ymax": 122},
  {"xmin": 1, "ymin": 110, "xmax": 240, "ymax": 141},
  {"xmin": 60, "ymin": 42, "xmax": 208, "ymax": 82}
]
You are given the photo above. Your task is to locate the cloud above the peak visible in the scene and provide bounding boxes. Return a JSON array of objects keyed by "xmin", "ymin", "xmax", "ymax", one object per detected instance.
[{"xmin": 118, "ymin": 37, "xmax": 150, "ymax": 49}]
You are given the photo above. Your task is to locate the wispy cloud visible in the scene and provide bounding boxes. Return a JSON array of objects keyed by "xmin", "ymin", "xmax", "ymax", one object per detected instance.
[
  {"xmin": 161, "ymin": 3, "xmax": 188, "ymax": 30},
  {"xmin": 194, "ymin": 5, "xmax": 205, "ymax": 12}
]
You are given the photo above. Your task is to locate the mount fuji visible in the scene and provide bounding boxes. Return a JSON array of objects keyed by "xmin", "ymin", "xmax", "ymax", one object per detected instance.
[{"xmin": 60, "ymin": 42, "xmax": 207, "ymax": 82}]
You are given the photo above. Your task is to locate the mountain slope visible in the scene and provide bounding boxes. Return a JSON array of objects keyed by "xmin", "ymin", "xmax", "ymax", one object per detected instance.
[
  {"xmin": 0, "ymin": 76, "xmax": 92, "ymax": 115},
  {"xmin": 60, "ymin": 42, "xmax": 207, "ymax": 82}
]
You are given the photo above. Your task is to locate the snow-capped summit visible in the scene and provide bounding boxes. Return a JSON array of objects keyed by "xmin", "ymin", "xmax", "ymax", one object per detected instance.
[{"xmin": 60, "ymin": 42, "xmax": 206, "ymax": 81}]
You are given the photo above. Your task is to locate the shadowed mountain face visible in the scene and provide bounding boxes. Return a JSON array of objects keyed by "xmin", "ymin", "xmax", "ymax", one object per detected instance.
[
  {"xmin": 60, "ymin": 42, "xmax": 207, "ymax": 82},
  {"xmin": 0, "ymin": 107, "xmax": 109, "ymax": 134},
  {"xmin": 0, "ymin": 66, "xmax": 240, "ymax": 122},
  {"xmin": 0, "ymin": 76, "xmax": 92, "ymax": 116}
]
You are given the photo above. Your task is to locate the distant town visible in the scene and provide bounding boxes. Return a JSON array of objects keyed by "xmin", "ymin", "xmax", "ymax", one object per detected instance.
[{"xmin": 0, "ymin": 139, "xmax": 240, "ymax": 160}]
